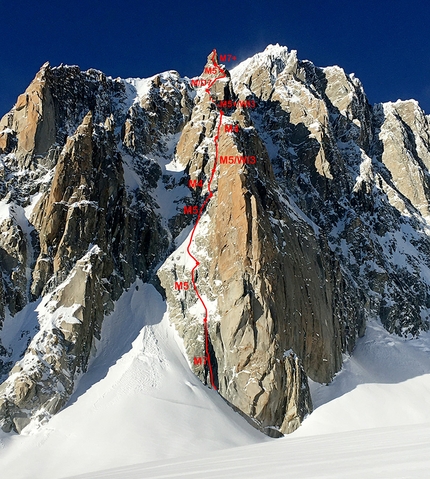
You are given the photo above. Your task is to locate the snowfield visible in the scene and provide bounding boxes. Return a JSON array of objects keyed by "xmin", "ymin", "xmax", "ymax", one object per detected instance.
[
  {"xmin": 62, "ymin": 424, "xmax": 430, "ymax": 479},
  {"xmin": 2, "ymin": 283, "xmax": 430, "ymax": 478}
]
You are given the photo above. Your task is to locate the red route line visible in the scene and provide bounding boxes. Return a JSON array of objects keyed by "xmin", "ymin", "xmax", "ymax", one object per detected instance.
[{"xmin": 186, "ymin": 50, "xmax": 226, "ymax": 391}]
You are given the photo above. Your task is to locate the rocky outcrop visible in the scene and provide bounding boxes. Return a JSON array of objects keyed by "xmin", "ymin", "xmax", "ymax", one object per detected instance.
[
  {"xmin": 158, "ymin": 51, "xmax": 355, "ymax": 433},
  {"xmin": 1, "ymin": 45, "xmax": 430, "ymax": 435},
  {"xmin": 0, "ymin": 247, "xmax": 111, "ymax": 433},
  {"xmin": 0, "ymin": 62, "xmax": 56, "ymax": 167},
  {"xmin": 0, "ymin": 64, "xmax": 179, "ymax": 432}
]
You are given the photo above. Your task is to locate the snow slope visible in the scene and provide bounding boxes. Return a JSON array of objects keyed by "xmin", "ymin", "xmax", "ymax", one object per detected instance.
[
  {"xmin": 61, "ymin": 423, "xmax": 430, "ymax": 479},
  {"xmin": 0, "ymin": 282, "xmax": 266, "ymax": 479},
  {"xmin": 297, "ymin": 319, "xmax": 430, "ymax": 436},
  {"xmin": 60, "ymin": 314, "xmax": 430, "ymax": 479},
  {"xmin": 3, "ymin": 283, "xmax": 430, "ymax": 478}
]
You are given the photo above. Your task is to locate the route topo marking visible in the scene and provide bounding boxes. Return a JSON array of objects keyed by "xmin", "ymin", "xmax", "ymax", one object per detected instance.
[{"xmin": 186, "ymin": 50, "xmax": 227, "ymax": 391}]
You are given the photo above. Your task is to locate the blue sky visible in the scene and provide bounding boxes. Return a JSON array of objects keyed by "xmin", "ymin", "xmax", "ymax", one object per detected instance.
[{"xmin": 1, "ymin": 0, "xmax": 430, "ymax": 115}]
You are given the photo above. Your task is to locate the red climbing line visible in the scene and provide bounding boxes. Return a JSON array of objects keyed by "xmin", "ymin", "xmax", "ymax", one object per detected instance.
[{"xmin": 186, "ymin": 50, "xmax": 226, "ymax": 391}]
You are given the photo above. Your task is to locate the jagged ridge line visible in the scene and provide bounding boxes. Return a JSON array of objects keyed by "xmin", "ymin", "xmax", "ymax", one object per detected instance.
[{"xmin": 185, "ymin": 49, "xmax": 226, "ymax": 390}]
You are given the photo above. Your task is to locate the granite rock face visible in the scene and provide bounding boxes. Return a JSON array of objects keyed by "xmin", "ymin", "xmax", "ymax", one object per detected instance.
[
  {"xmin": 1, "ymin": 45, "xmax": 430, "ymax": 434},
  {"xmin": 0, "ymin": 65, "xmax": 177, "ymax": 432}
]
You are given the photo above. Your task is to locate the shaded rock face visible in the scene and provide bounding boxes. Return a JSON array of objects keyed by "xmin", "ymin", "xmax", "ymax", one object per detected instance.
[{"xmin": 1, "ymin": 45, "xmax": 430, "ymax": 434}]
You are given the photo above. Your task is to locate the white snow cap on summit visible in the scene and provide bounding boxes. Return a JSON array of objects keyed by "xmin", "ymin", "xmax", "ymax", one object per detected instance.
[
  {"xmin": 230, "ymin": 44, "xmax": 297, "ymax": 88},
  {"xmin": 263, "ymin": 43, "xmax": 290, "ymax": 56}
]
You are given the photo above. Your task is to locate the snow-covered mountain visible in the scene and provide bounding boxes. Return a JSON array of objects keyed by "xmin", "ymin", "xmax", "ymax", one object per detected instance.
[{"xmin": 1, "ymin": 44, "xmax": 430, "ymax": 477}]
